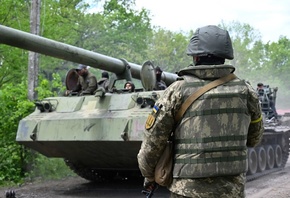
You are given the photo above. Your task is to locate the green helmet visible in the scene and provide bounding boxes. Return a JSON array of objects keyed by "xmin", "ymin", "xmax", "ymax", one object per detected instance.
[{"xmin": 186, "ymin": 25, "xmax": 234, "ymax": 60}]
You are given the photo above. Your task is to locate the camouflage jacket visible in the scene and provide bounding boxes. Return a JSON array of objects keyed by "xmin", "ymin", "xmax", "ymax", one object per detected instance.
[
  {"xmin": 137, "ymin": 64, "xmax": 263, "ymax": 197},
  {"xmin": 74, "ymin": 72, "xmax": 97, "ymax": 94}
]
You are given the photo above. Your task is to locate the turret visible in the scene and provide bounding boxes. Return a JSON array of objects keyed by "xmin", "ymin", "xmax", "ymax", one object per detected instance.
[{"xmin": 0, "ymin": 25, "xmax": 178, "ymax": 86}]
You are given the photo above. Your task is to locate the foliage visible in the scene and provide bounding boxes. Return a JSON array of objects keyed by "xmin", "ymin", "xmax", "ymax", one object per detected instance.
[
  {"xmin": 0, "ymin": 1, "xmax": 30, "ymax": 88},
  {"xmin": 35, "ymin": 0, "xmax": 88, "ymax": 81},
  {"xmin": 0, "ymin": 81, "xmax": 34, "ymax": 185},
  {"xmin": 36, "ymin": 73, "xmax": 66, "ymax": 99},
  {"xmin": 146, "ymin": 28, "xmax": 191, "ymax": 73},
  {"xmin": 264, "ymin": 36, "xmax": 290, "ymax": 79},
  {"xmin": 262, "ymin": 37, "xmax": 290, "ymax": 108},
  {"xmin": 26, "ymin": 155, "xmax": 76, "ymax": 181},
  {"xmin": 100, "ymin": 0, "xmax": 152, "ymax": 64},
  {"xmin": 0, "ymin": 73, "xmax": 66, "ymax": 185},
  {"xmin": 216, "ymin": 21, "xmax": 290, "ymax": 108},
  {"xmin": 220, "ymin": 21, "xmax": 263, "ymax": 77}
]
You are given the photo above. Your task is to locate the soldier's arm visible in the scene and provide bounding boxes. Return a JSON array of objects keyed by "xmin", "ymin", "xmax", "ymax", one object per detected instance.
[
  {"xmin": 83, "ymin": 75, "xmax": 98, "ymax": 94},
  {"xmin": 246, "ymin": 83, "xmax": 264, "ymax": 147},
  {"xmin": 137, "ymin": 82, "xmax": 183, "ymax": 181}
]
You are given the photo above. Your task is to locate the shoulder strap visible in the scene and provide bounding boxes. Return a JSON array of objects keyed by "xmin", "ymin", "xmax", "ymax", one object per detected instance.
[{"xmin": 174, "ymin": 73, "xmax": 237, "ymax": 123}]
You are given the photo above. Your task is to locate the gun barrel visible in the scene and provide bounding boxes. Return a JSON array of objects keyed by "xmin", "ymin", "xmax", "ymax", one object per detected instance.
[{"xmin": 0, "ymin": 25, "xmax": 177, "ymax": 85}]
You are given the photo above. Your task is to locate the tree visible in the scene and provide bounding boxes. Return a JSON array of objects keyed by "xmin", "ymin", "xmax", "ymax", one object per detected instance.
[
  {"xmin": 36, "ymin": 0, "xmax": 91, "ymax": 81},
  {"xmin": 220, "ymin": 21, "xmax": 263, "ymax": 79},
  {"xmin": 0, "ymin": 82, "xmax": 34, "ymax": 184},
  {"xmin": 264, "ymin": 36, "xmax": 290, "ymax": 80},
  {"xmin": 28, "ymin": 0, "xmax": 41, "ymax": 100},
  {"xmin": 0, "ymin": 0, "xmax": 30, "ymax": 88},
  {"xmin": 220, "ymin": 21, "xmax": 290, "ymax": 109},
  {"xmin": 98, "ymin": 0, "xmax": 152, "ymax": 64},
  {"xmin": 0, "ymin": 73, "xmax": 65, "ymax": 184},
  {"xmin": 0, "ymin": 0, "xmax": 84, "ymax": 184},
  {"xmin": 263, "ymin": 36, "xmax": 290, "ymax": 108},
  {"xmin": 146, "ymin": 28, "xmax": 191, "ymax": 73}
]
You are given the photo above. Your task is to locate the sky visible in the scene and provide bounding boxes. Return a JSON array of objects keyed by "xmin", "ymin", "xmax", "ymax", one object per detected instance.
[{"xmin": 134, "ymin": 0, "xmax": 290, "ymax": 43}]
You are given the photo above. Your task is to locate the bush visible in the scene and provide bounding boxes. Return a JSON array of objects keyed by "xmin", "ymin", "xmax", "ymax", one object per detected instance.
[
  {"xmin": 26, "ymin": 155, "xmax": 76, "ymax": 181},
  {"xmin": 0, "ymin": 74, "xmax": 67, "ymax": 186}
]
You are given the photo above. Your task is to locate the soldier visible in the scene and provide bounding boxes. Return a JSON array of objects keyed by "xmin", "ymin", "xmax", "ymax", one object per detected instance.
[
  {"xmin": 256, "ymin": 82, "xmax": 264, "ymax": 91},
  {"xmin": 153, "ymin": 66, "xmax": 167, "ymax": 90},
  {"xmin": 256, "ymin": 83, "xmax": 278, "ymax": 119},
  {"xmin": 137, "ymin": 25, "xmax": 264, "ymax": 198},
  {"xmin": 66, "ymin": 64, "xmax": 98, "ymax": 96},
  {"xmin": 98, "ymin": 71, "xmax": 110, "ymax": 91},
  {"xmin": 124, "ymin": 81, "xmax": 135, "ymax": 92}
]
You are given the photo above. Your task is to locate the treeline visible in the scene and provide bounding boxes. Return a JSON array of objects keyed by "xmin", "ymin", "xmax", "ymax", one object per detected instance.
[{"xmin": 0, "ymin": 0, "xmax": 289, "ymax": 184}]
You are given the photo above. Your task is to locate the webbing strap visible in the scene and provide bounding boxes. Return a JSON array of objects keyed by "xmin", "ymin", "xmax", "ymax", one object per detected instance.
[
  {"xmin": 184, "ymin": 108, "xmax": 248, "ymax": 118},
  {"xmin": 176, "ymin": 146, "xmax": 247, "ymax": 154},
  {"xmin": 175, "ymin": 134, "xmax": 247, "ymax": 144},
  {"xmin": 175, "ymin": 155, "xmax": 247, "ymax": 164},
  {"xmin": 174, "ymin": 73, "xmax": 237, "ymax": 123}
]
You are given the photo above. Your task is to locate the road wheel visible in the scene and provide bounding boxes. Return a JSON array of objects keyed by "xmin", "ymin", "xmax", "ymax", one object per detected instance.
[
  {"xmin": 247, "ymin": 148, "xmax": 258, "ymax": 175},
  {"xmin": 257, "ymin": 147, "xmax": 266, "ymax": 172},
  {"xmin": 274, "ymin": 145, "xmax": 282, "ymax": 167},
  {"xmin": 265, "ymin": 145, "xmax": 274, "ymax": 169}
]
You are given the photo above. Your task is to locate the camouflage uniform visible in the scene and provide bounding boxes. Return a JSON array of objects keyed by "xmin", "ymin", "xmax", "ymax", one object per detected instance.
[
  {"xmin": 137, "ymin": 64, "xmax": 263, "ymax": 198},
  {"xmin": 73, "ymin": 72, "xmax": 97, "ymax": 95}
]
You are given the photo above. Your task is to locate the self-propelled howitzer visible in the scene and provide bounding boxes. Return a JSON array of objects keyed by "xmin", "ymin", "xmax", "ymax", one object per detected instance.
[{"xmin": 0, "ymin": 24, "xmax": 177, "ymax": 180}]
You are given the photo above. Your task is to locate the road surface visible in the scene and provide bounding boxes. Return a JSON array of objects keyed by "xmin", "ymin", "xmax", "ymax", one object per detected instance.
[{"xmin": 1, "ymin": 159, "xmax": 290, "ymax": 197}]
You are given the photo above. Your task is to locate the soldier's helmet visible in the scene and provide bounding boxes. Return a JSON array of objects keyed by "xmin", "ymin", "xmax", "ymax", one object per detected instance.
[{"xmin": 186, "ymin": 25, "xmax": 234, "ymax": 60}]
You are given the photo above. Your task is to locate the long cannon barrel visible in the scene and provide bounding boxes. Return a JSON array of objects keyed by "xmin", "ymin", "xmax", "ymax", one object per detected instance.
[{"xmin": 0, "ymin": 25, "xmax": 177, "ymax": 85}]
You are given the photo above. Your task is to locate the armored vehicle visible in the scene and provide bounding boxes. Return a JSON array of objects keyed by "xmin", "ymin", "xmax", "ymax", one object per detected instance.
[
  {"xmin": 247, "ymin": 84, "xmax": 290, "ymax": 180},
  {"xmin": 0, "ymin": 25, "xmax": 289, "ymax": 181}
]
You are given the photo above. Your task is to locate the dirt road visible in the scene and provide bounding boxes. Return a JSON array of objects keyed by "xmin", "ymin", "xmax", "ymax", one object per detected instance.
[
  {"xmin": 245, "ymin": 159, "xmax": 290, "ymax": 198},
  {"xmin": 2, "ymin": 160, "xmax": 290, "ymax": 198}
]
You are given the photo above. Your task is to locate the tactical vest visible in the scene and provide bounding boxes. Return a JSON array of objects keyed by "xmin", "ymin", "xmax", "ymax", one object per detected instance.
[{"xmin": 173, "ymin": 76, "xmax": 250, "ymax": 178}]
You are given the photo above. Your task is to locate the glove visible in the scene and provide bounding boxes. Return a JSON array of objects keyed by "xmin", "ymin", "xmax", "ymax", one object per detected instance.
[{"xmin": 143, "ymin": 178, "xmax": 157, "ymax": 191}]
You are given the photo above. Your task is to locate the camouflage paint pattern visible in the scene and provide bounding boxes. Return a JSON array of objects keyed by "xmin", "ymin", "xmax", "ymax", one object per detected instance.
[{"xmin": 137, "ymin": 65, "xmax": 263, "ymax": 197}]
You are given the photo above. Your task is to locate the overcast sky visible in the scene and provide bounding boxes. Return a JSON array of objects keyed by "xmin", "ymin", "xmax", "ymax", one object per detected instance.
[{"xmin": 135, "ymin": 0, "xmax": 290, "ymax": 43}]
